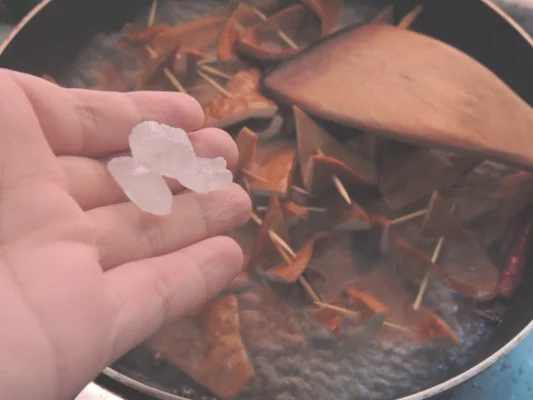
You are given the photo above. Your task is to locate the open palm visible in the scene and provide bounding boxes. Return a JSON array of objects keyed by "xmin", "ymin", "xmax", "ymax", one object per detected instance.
[{"xmin": 0, "ymin": 69, "xmax": 251, "ymax": 400}]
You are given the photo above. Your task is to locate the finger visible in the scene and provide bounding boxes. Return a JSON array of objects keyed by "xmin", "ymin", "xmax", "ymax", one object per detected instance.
[
  {"xmin": 104, "ymin": 235, "xmax": 243, "ymax": 361},
  {"xmin": 88, "ymin": 183, "xmax": 251, "ymax": 270},
  {"xmin": 10, "ymin": 71, "xmax": 204, "ymax": 157},
  {"xmin": 60, "ymin": 127, "xmax": 239, "ymax": 210},
  {"xmin": 0, "ymin": 70, "xmax": 82, "ymax": 244}
]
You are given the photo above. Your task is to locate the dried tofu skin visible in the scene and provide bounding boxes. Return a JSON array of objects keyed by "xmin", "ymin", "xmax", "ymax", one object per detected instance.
[
  {"xmin": 437, "ymin": 238, "xmax": 499, "ymax": 302},
  {"xmin": 238, "ymin": 4, "xmax": 321, "ymax": 61},
  {"xmin": 263, "ymin": 232, "xmax": 331, "ymax": 283},
  {"xmin": 235, "ymin": 127, "xmax": 258, "ymax": 173},
  {"xmin": 294, "ymin": 106, "xmax": 378, "ymax": 188},
  {"xmin": 301, "ymin": 0, "xmax": 344, "ymax": 35},
  {"xmin": 123, "ymin": 23, "xmax": 171, "ymax": 44},
  {"xmin": 344, "ymin": 282, "xmax": 388, "ymax": 319},
  {"xmin": 219, "ymin": 2, "xmax": 263, "ymax": 62},
  {"xmin": 204, "ymin": 69, "xmax": 279, "ymax": 128},
  {"xmin": 151, "ymin": 17, "xmax": 226, "ymax": 56},
  {"xmin": 380, "ymin": 150, "xmax": 479, "ymax": 210},
  {"xmin": 136, "ymin": 41, "xmax": 180, "ymax": 90},
  {"xmin": 250, "ymin": 195, "xmax": 290, "ymax": 271},
  {"xmin": 307, "ymin": 233, "xmax": 358, "ymax": 303},
  {"xmin": 306, "ymin": 154, "xmax": 370, "ymax": 197},
  {"xmin": 249, "ymin": 139, "xmax": 296, "ymax": 198},
  {"xmin": 395, "ymin": 238, "xmax": 499, "ymax": 302},
  {"xmin": 150, "ymin": 296, "xmax": 255, "ymax": 400},
  {"xmin": 327, "ymin": 196, "xmax": 372, "ymax": 231},
  {"xmin": 406, "ymin": 307, "xmax": 460, "ymax": 344},
  {"xmin": 312, "ymin": 300, "xmax": 345, "ymax": 338},
  {"xmin": 421, "ymin": 191, "xmax": 470, "ymax": 241}
]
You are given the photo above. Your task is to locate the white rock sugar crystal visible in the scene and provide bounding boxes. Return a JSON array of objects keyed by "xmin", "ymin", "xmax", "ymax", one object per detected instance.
[
  {"xmin": 107, "ymin": 156, "xmax": 173, "ymax": 216},
  {"xmin": 129, "ymin": 121, "xmax": 196, "ymax": 179},
  {"xmin": 178, "ymin": 156, "xmax": 234, "ymax": 194},
  {"xmin": 108, "ymin": 121, "xmax": 233, "ymax": 215}
]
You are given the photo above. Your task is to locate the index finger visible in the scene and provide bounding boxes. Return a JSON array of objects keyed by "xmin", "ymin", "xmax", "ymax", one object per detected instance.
[{"xmin": 9, "ymin": 70, "xmax": 205, "ymax": 157}]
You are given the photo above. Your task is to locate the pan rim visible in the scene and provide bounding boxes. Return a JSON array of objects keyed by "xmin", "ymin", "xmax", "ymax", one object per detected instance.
[
  {"xmin": 100, "ymin": 319, "xmax": 533, "ymax": 400},
  {"xmin": 0, "ymin": 0, "xmax": 52, "ymax": 54},
  {"xmin": 1, "ymin": 0, "xmax": 533, "ymax": 399}
]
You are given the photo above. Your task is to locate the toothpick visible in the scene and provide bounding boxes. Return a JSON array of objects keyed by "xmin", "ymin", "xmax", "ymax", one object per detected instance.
[
  {"xmin": 250, "ymin": 6, "xmax": 299, "ymax": 50},
  {"xmin": 163, "ymin": 69, "xmax": 188, "ymax": 93},
  {"xmin": 256, "ymin": 205, "xmax": 327, "ymax": 213},
  {"xmin": 413, "ymin": 236, "xmax": 444, "ymax": 311},
  {"xmin": 147, "ymin": 0, "xmax": 158, "ymax": 27},
  {"xmin": 198, "ymin": 56, "xmax": 218, "ymax": 66},
  {"xmin": 472, "ymin": 308, "xmax": 502, "ymax": 325},
  {"xmin": 413, "ymin": 203, "xmax": 456, "ymax": 311},
  {"xmin": 389, "ymin": 209, "xmax": 428, "ymax": 226},
  {"xmin": 315, "ymin": 302, "xmax": 360, "ymax": 319},
  {"xmin": 251, "ymin": 212, "xmax": 296, "ymax": 257},
  {"xmin": 383, "ymin": 321, "xmax": 411, "ymax": 333},
  {"xmin": 251, "ymin": 212, "xmax": 263, "ymax": 226},
  {"xmin": 272, "ymin": 238, "xmax": 322, "ymax": 304},
  {"xmin": 197, "ymin": 70, "xmax": 233, "ymax": 97},
  {"xmin": 242, "ymin": 169, "xmax": 269, "ymax": 184},
  {"xmin": 273, "ymin": 242, "xmax": 294, "ymax": 265},
  {"xmin": 199, "ymin": 64, "xmax": 232, "ymax": 80},
  {"xmin": 145, "ymin": 44, "xmax": 157, "ymax": 59},
  {"xmin": 291, "ymin": 185, "xmax": 309, "ymax": 196},
  {"xmin": 241, "ymin": 176, "xmax": 252, "ymax": 194},
  {"xmin": 333, "ymin": 176, "xmax": 353, "ymax": 205},
  {"xmin": 299, "ymin": 276, "xmax": 322, "ymax": 303},
  {"xmin": 144, "ymin": 45, "xmax": 187, "ymax": 93},
  {"xmin": 305, "ymin": 207, "xmax": 328, "ymax": 213},
  {"xmin": 316, "ymin": 148, "xmax": 352, "ymax": 205}
]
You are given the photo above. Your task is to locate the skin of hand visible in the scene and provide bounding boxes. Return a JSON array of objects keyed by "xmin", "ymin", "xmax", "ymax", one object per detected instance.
[{"xmin": 0, "ymin": 68, "xmax": 251, "ymax": 400}]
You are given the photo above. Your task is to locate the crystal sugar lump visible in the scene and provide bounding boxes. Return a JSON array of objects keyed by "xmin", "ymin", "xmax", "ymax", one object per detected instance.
[
  {"xmin": 178, "ymin": 156, "xmax": 234, "ymax": 194},
  {"xmin": 108, "ymin": 156, "xmax": 173, "ymax": 216},
  {"xmin": 129, "ymin": 120, "xmax": 197, "ymax": 179},
  {"xmin": 108, "ymin": 121, "xmax": 233, "ymax": 215}
]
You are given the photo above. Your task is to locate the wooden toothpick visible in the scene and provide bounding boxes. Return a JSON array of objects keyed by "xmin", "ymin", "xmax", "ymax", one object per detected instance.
[
  {"xmin": 271, "ymin": 236, "xmax": 321, "ymax": 303},
  {"xmin": 305, "ymin": 206, "xmax": 328, "ymax": 213},
  {"xmin": 316, "ymin": 148, "xmax": 352, "ymax": 205},
  {"xmin": 291, "ymin": 185, "xmax": 309, "ymax": 196},
  {"xmin": 333, "ymin": 176, "xmax": 352, "ymax": 205},
  {"xmin": 147, "ymin": 0, "xmax": 158, "ymax": 27},
  {"xmin": 250, "ymin": 6, "xmax": 299, "ymax": 50},
  {"xmin": 412, "ymin": 204, "xmax": 455, "ymax": 311},
  {"xmin": 144, "ymin": 45, "xmax": 187, "ymax": 94},
  {"xmin": 389, "ymin": 209, "xmax": 428, "ymax": 226},
  {"xmin": 197, "ymin": 70, "xmax": 233, "ymax": 97},
  {"xmin": 316, "ymin": 302, "xmax": 360, "ymax": 319},
  {"xmin": 256, "ymin": 205, "xmax": 327, "ymax": 213},
  {"xmin": 251, "ymin": 212, "xmax": 296, "ymax": 257},
  {"xmin": 199, "ymin": 64, "xmax": 232, "ymax": 80},
  {"xmin": 242, "ymin": 169, "xmax": 269, "ymax": 184},
  {"xmin": 383, "ymin": 321, "xmax": 410, "ymax": 333},
  {"xmin": 145, "ymin": 44, "xmax": 157, "ymax": 58},
  {"xmin": 198, "ymin": 56, "xmax": 218, "ymax": 66},
  {"xmin": 162, "ymin": 69, "xmax": 188, "ymax": 93},
  {"xmin": 299, "ymin": 276, "xmax": 322, "ymax": 304}
]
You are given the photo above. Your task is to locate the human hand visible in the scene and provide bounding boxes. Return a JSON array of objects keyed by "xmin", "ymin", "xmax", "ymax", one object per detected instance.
[{"xmin": 0, "ymin": 69, "xmax": 251, "ymax": 400}]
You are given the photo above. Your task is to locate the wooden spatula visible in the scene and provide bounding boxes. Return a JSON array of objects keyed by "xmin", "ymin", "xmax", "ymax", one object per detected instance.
[{"xmin": 263, "ymin": 24, "xmax": 533, "ymax": 170}]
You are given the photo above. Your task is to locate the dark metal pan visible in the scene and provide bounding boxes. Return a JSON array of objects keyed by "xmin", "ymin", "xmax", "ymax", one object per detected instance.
[{"xmin": 2, "ymin": 1, "xmax": 533, "ymax": 399}]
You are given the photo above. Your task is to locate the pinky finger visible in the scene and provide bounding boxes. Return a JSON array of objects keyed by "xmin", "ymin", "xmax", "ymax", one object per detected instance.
[{"xmin": 103, "ymin": 235, "xmax": 243, "ymax": 362}]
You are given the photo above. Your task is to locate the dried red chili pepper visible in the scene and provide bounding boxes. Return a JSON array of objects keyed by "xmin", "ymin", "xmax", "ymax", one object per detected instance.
[{"xmin": 499, "ymin": 206, "xmax": 533, "ymax": 299}]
